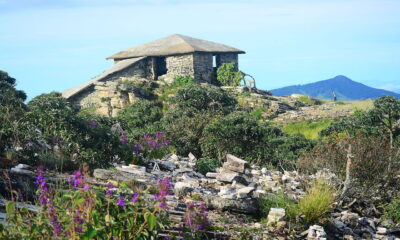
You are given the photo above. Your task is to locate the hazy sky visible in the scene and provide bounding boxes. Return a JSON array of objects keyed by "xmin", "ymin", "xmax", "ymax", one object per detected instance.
[{"xmin": 1, "ymin": 0, "xmax": 400, "ymax": 99}]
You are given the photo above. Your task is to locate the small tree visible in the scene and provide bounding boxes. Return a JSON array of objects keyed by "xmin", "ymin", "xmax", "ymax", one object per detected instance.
[
  {"xmin": 216, "ymin": 63, "xmax": 243, "ymax": 87},
  {"xmin": 0, "ymin": 71, "xmax": 27, "ymax": 155}
]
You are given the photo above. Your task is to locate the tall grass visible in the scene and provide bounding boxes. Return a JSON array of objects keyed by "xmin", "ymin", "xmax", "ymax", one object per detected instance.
[
  {"xmin": 281, "ymin": 119, "xmax": 332, "ymax": 139},
  {"xmin": 297, "ymin": 178, "xmax": 336, "ymax": 224}
]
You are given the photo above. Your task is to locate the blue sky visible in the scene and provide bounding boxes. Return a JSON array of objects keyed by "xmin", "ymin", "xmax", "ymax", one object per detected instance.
[{"xmin": 1, "ymin": 0, "xmax": 400, "ymax": 99}]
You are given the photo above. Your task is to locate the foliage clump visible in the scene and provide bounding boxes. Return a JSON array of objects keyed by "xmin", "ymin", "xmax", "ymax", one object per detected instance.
[
  {"xmin": 382, "ymin": 198, "xmax": 400, "ymax": 224},
  {"xmin": 195, "ymin": 158, "xmax": 221, "ymax": 175},
  {"xmin": 296, "ymin": 178, "xmax": 335, "ymax": 224},
  {"xmin": 216, "ymin": 63, "xmax": 243, "ymax": 87}
]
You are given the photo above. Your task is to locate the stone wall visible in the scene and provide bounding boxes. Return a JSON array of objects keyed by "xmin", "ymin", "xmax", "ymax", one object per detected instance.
[
  {"xmin": 216, "ymin": 53, "xmax": 239, "ymax": 71},
  {"xmin": 70, "ymin": 58, "xmax": 153, "ymax": 117},
  {"xmin": 164, "ymin": 54, "xmax": 195, "ymax": 82},
  {"xmin": 193, "ymin": 53, "xmax": 214, "ymax": 83}
]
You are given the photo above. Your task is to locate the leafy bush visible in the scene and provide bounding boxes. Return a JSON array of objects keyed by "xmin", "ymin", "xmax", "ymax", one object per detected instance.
[
  {"xmin": 172, "ymin": 75, "xmax": 194, "ymax": 88},
  {"xmin": 0, "ymin": 71, "xmax": 27, "ymax": 155},
  {"xmin": 169, "ymin": 83, "xmax": 237, "ymax": 113},
  {"xmin": 270, "ymin": 134, "xmax": 315, "ymax": 170},
  {"xmin": 296, "ymin": 178, "xmax": 335, "ymax": 224},
  {"xmin": 195, "ymin": 158, "xmax": 221, "ymax": 175},
  {"xmin": 160, "ymin": 84, "xmax": 237, "ymax": 156},
  {"xmin": 382, "ymin": 198, "xmax": 400, "ymax": 224},
  {"xmin": 216, "ymin": 63, "xmax": 243, "ymax": 86},
  {"xmin": 18, "ymin": 92, "xmax": 132, "ymax": 168},
  {"xmin": 200, "ymin": 111, "xmax": 284, "ymax": 165},
  {"xmin": 162, "ymin": 110, "xmax": 216, "ymax": 157},
  {"xmin": 132, "ymin": 132, "xmax": 170, "ymax": 164},
  {"xmin": 117, "ymin": 100, "xmax": 163, "ymax": 141}
]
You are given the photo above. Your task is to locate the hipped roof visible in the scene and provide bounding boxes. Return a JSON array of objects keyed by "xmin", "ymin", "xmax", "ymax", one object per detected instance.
[{"xmin": 107, "ymin": 34, "xmax": 245, "ymax": 60}]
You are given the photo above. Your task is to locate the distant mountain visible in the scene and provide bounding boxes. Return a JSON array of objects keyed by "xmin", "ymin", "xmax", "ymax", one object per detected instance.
[{"xmin": 270, "ymin": 75, "xmax": 400, "ymax": 100}]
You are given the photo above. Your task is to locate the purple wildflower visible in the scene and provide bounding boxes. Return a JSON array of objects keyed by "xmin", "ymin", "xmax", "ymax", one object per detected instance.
[
  {"xmin": 52, "ymin": 222, "xmax": 62, "ymax": 236},
  {"xmin": 83, "ymin": 184, "xmax": 90, "ymax": 191},
  {"xmin": 121, "ymin": 134, "xmax": 129, "ymax": 145},
  {"xmin": 117, "ymin": 196, "xmax": 125, "ymax": 206},
  {"xmin": 144, "ymin": 133, "xmax": 151, "ymax": 139},
  {"xmin": 133, "ymin": 144, "xmax": 141, "ymax": 154},
  {"xmin": 153, "ymin": 177, "xmax": 171, "ymax": 210},
  {"xmin": 105, "ymin": 182, "xmax": 114, "ymax": 195},
  {"xmin": 155, "ymin": 132, "xmax": 164, "ymax": 138},
  {"xmin": 162, "ymin": 139, "xmax": 169, "ymax": 147},
  {"xmin": 131, "ymin": 192, "xmax": 139, "ymax": 203},
  {"xmin": 89, "ymin": 121, "xmax": 97, "ymax": 127},
  {"xmin": 35, "ymin": 166, "xmax": 49, "ymax": 206},
  {"xmin": 184, "ymin": 201, "xmax": 210, "ymax": 232}
]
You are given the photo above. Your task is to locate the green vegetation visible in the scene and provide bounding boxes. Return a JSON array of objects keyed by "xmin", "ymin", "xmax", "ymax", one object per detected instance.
[
  {"xmin": 281, "ymin": 119, "xmax": 332, "ymax": 139},
  {"xmin": 383, "ymin": 198, "xmax": 400, "ymax": 224},
  {"xmin": 258, "ymin": 192, "xmax": 296, "ymax": 221},
  {"xmin": 259, "ymin": 179, "xmax": 335, "ymax": 226},
  {"xmin": 157, "ymin": 75, "xmax": 194, "ymax": 103},
  {"xmin": 216, "ymin": 62, "xmax": 243, "ymax": 86},
  {"xmin": 195, "ymin": 158, "xmax": 221, "ymax": 175},
  {"xmin": 296, "ymin": 95, "xmax": 322, "ymax": 105},
  {"xmin": 0, "ymin": 170, "xmax": 211, "ymax": 239},
  {"xmin": 296, "ymin": 178, "xmax": 335, "ymax": 224}
]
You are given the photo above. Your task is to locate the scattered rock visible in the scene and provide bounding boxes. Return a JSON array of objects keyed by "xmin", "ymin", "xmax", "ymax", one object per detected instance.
[
  {"xmin": 267, "ymin": 208, "xmax": 285, "ymax": 226},
  {"xmin": 307, "ymin": 225, "xmax": 327, "ymax": 240}
]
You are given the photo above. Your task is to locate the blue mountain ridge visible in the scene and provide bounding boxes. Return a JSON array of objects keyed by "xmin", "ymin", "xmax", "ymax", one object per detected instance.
[{"xmin": 270, "ymin": 75, "xmax": 400, "ymax": 100}]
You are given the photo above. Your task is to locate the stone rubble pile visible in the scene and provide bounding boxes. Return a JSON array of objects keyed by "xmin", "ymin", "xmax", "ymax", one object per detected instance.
[{"xmin": 3, "ymin": 154, "xmax": 400, "ymax": 239}]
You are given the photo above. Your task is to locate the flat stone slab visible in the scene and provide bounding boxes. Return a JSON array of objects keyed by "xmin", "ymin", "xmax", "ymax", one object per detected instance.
[{"xmin": 224, "ymin": 154, "xmax": 249, "ymax": 173}]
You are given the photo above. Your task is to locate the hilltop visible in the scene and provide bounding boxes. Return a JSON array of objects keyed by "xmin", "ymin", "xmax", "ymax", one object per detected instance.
[{"xmin": 270, "ymin": 75, "xmax": 400, "ymax": 100}]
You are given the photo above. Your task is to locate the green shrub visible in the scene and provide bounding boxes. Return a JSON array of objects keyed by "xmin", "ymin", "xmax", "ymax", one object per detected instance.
[
  {"xmin": 200, "ymin": 111, "xmax": 284, "ymax": 165},
  {"xmin": 296, "ymin": 178, "xmax": 335, "ymax": 224},
  {"xmin": 195, "ymin": 158, "xmax": 221, "ymax": 175},
  {"xmin": 0, "ymin": 71, "xmax": 27, "ymax": 155},
  {"xmin": 162, "ymin": 110, "xmax": 216, "ymax": 157},
  {"xmin": 172, "ymin": 75, "xmax": 193, "ymax": 87},
  {"xmin": 21, "ymin": 93, "xmax": 131, "ymax": 168},
  {"xmin": 117, "ymin": 100, "xmax": 163, "ymax": 141},
  {"xmin": 170, "ymin": 84, "xmax": 237, "ymax": 113},
  {"xmin": 161, "ymin": 84, "xmax": 237, "ymax": 156},
  {"xmin": 270, "ymin": 134, "xmax": 315, "ymax": 170},
  {"xmin": 216, "ymin": 63, "xmax": 243, "ymax": 87},
  {"xmin": 382, "ymin": 198, "xmax": 400, "ymax": 224}
]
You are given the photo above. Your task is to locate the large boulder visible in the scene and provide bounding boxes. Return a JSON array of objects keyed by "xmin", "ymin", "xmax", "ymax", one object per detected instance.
[
  {"xmin": 223, "ymin": 154, "xmax": 249, "ymax": 173},
  {"xmin": 174, "ymin": 182, "xmax": 194, "ymax": 196},
  {"xmin": 202, "ymin": 195, "xmax": 259, "ymax": 214},
  {"xmin": 216, "ymin": 172, "xmax": 248, "ymax": 185}
]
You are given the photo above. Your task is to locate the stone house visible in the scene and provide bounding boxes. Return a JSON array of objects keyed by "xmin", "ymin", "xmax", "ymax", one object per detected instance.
[{"xmin": 62, "ymin": 34, "xmax": 245, "ymax": 116}]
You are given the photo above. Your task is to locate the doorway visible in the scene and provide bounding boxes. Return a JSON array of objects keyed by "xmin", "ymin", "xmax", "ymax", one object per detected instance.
[{"xmin": 155, "ymin": 57, "xmax": 167, "ymax": 79}]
